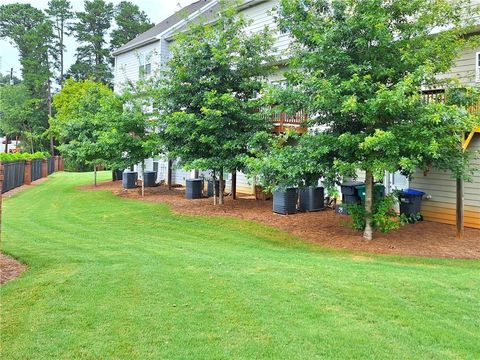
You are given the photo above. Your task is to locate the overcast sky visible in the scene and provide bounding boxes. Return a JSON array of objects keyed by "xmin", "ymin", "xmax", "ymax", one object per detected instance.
[{"xmin": 0, "ymin": 0, "xmax": 195, "ymax": 78}]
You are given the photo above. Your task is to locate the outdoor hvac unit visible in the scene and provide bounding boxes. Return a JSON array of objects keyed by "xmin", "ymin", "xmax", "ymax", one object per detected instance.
[{"xmin": 273, "ymin": 188, "xmax": 298, "ymax": 215}]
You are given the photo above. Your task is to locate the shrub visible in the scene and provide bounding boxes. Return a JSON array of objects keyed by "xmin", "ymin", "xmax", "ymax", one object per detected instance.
[
  {"xmin": 0, "ymin": 152, "xmax": 51, "ymax": 162},
  {"xmin": 347, "ymin": 194, "xmax": 401, "ymax": 233}
]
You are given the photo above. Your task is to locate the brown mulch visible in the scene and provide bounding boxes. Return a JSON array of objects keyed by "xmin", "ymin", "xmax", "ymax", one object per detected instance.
[
  {"xmin": 0, "ymin": 253, "xmax": 27, "ymax": 284},
  {"xmin": 79, "ymin": 180, "xmax": 480, "ymax": 259}
]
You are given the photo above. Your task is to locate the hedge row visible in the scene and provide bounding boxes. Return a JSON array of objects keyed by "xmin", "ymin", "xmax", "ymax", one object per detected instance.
[{"xmin": 0, "ymin": 152, "xmax": 51, "ymax": 162}]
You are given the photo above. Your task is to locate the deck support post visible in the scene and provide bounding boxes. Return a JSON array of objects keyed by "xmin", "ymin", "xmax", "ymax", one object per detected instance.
[
  {"xmin": 231, "ymin": 169, "xmax": 237, "ymax": 200},
  {"xmin": 456, "ymin": 177, "xmax": 464, "ymax": 240},
  {"xmin": 167, "ymin": 159, "xmax": 173, "ymax": 191}
]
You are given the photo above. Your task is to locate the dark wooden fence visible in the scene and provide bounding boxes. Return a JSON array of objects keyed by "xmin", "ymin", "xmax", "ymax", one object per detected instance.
[
  {"xmin": 31, "ymin": 159, "xmax": 42, "ymax": 182},
  {"xmin": 1, "ymin": 160, "xmax": 25, "ymax": 193},
  {"xmin": 48, "ymin": 157, "xmax": 55, "ymax": 175}
]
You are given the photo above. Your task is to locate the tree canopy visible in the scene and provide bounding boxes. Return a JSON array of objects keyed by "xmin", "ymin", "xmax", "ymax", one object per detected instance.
[
  {"xmin": 263, "ymin": 0, "xmax": 480, "ymax": 239},
  {"xmin": 157, "ymin": 1, "xmax": 275, "ymax": 204}
]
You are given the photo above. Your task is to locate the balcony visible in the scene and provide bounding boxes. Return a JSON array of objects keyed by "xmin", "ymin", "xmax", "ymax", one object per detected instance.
[
  {"xmin": 267, "ymin": 109, "xmax": 308, "ymax": 134},
  {"xmin": 422, "ymin": 89, "xmax": 480, "ymax": 150}
]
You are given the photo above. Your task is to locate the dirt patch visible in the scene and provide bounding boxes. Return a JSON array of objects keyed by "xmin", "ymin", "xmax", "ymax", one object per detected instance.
[
  {"xmin": 2, "ymin": 177, "xmax": 49, "ymax": 199},
  {"xmin": 0, "ymin": 253, "xmax": 27, "ymax": 284},
  {"xmin": 80, "ymin": 180, "xmax": 480, "ymax": 259}
]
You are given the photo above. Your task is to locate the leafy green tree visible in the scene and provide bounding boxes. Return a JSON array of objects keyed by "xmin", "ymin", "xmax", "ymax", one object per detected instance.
[
  {"xmin": 46, "ymin": 0, "xmax": 74, "ymax": 85},
  {"xmin": 51, "ymin": 78, "xmax": 121, "ymax": 183},
  {"xmin": 68, "ymin": 0, "xmax": 114, "ymax": 84},
  {"xmin": 275, "ymin": 0, "xmax": 479, "ymax": 240},
  {"xmin": 99, "ymin": 81, "xmax": 161, "ymax": 196},
  {"xmin": 158, "ymin": 2, "xmax": 274, "ymax": 205},
  {"xmin": 0, "ymin": 73, "xmax": 21, "ymax": 85},
  {"xmin": 0, "ymin": 83, "xmax": 45, "ymax": 152},
  {"xmin": 110, "ymin": 1, "xmax": 153, "ymax": 56}
]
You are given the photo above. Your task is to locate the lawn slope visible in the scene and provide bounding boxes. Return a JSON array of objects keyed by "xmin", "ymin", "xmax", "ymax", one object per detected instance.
[{"xmin": 1, "ymin": 172, "xmax": 479, "ymax": 359}]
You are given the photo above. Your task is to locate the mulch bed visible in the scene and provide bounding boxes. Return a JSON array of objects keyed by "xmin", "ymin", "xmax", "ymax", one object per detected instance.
[
  {"xmin": 0, "ymin": 253, "xmax": 27, "ymax": 285},
  {"xmin": 80, "ymin": 181, "xmax": 480, "ymax": 259}
]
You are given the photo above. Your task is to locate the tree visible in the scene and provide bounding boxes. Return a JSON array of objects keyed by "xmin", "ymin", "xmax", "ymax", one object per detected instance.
[
  {"xmin": 0, "ymin": 4, "xmax": 53, "ymax": 98},
  {"xmin": 110, "ymin": 1, "xmax": 153, "ymax": 57},
  {"xmin": 51, "ymin": 79, "xmax": 121, "ymax": 183},
  {"xmin": 0, "ymin": 4, "xmax": 53, "ymax": 152},
  {"xmin": 157, "ymin": 1, "xmax": 274, "ymax": 205},
  {"xmin": 0, "ymin": 83, "xmax": 43, "ymax": 152},
  {"xmin": 99, "ymin": 80, "xmax": 161, "ymax": 197},
  {"xmin": 68, "ymin": 0, "xmax": 114, "ymax": 84},
  {"xmin": 46, "ymin": 0, "xmax": 74, "ymax": 86},
  {"xmin": 275, "ymin": 0, "xmax": 479, "ymax": 240}
]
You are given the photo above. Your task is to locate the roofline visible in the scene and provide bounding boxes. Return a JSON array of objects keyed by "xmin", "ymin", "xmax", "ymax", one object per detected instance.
[{"xmin": 112, "ymin": 0, "xmax": 218, "ymax": 57}]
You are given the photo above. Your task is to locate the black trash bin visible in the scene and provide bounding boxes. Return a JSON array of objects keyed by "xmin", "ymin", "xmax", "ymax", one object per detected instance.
[
  {"xmin": 207, "ymin": 179, "xmax": 226, "ymax": 197},
  {"xmin": 122, "ymin": 171, "xmax": 137, "ymax": 189},
  {"xmin": 298, "ymin": 186, "xmax": 324, "ymax": 212},
  {"xmin": 186, "ymin": 179, "xmax": 203, "ymax": 199},
  {"xmin": 143, "ymin": 171, "xmax": 157, "ymax": 187},
  {"xmin": 340, "ymin": 181, "xmax": 363, "ymax": 204},
  {"xmin": 399, "ymin": 188, "xmax": 425, "ymax": 218},
  {"xmin": 112, "ymin": 169, "xmax": 124, "ymax": 181},
  {"xmin": 273, "ymin": 188, "xmax": 298, "ymax": 215}
]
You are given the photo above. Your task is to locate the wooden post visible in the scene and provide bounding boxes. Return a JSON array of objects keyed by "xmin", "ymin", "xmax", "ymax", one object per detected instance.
[
  {"xmin": 41, "ymin": 159, "xmax": 48, "ymax": 178},
  {"xmin": 456, "ymin": 177, "xmax": 464, "ymax": 240},
  {"xmin": 231, "ymin": 169, "xmax": 237, "ymax": 200},
  {"xmin": 24, "ymin": 160, "xmax": 32, "ymax": 185},
  {"xmin": 167, "ymin": 159, "xmax": 173, "ymax": 190}
]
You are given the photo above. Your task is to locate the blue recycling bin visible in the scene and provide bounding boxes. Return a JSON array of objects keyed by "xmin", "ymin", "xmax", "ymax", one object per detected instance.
[{"xmin": 399, "ymin": 188, "xmax": 425, "ymax": 217}]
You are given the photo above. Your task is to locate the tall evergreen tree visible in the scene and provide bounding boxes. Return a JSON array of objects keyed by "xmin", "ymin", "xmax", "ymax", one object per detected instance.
[
  {"xmin": 46, "ymin": 0, "xmax": 74, "ymax": 86},
  {"xmin": 110, "ymin": 1, "xmax": 153, "ymax": 56},
  {"xmin": 0, "ymin": 3, "xmax": 53, "ymax": 151},
  {"xmin": 0, "ymin": 4, "xmax": 53, "ymax": 98},
  {"xmin": 68, "ymin": 0, "xmax": 114, "ymax": 84}
]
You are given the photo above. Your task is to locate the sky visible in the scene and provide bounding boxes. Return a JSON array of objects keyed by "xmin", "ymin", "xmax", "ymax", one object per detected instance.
[{"xmin": 0, "ymin": 0, "xmax": 195, "ymax": 78}]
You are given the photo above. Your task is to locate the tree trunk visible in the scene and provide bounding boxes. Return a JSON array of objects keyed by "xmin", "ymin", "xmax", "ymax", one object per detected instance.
[
  {"xmin": 231, "ymin": 169, "xmax": 237, "ymax": 200},
  {"xmin": 219, "ymin": 168, "xmax": 224, "ymax": 205},
  {"xmin": 363, "ymin": 170, "xmax": 374, "ymax": 241},
  {"xmin": 212, "ymin": 171, "xmax": 217, "ymax": 206},
  {"xmin": 141, "ymin": 161, "xmax": 145, "ymax": 197},
  {"xmin": 456, "ymin": 177, "xmax": 464, "ymax": 240},
  {"xmin": 4, "ymin": 135, "xmax": 8, "ymax": 153},
  {"xmin": 94, "ymin": 164, "xmax": 97, "ymax": 187},
  {"xmin": 48, "ymin": 79, "xmax": 54, "ymax": 155}
]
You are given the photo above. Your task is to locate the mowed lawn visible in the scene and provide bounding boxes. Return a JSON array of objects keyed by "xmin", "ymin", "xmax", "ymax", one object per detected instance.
[{"xmin": 1, "ymin": 172, "xmax": 479, "ymax": 359}]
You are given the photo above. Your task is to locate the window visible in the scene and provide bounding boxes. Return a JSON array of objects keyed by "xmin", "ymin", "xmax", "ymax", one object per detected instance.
[
  {"xmin": 476, "ymin": 52, "xmax": 480, "ymax": 83},
  {"xmin": 139, "ymin": 51, "xmax": 152, "ymax": 77}
]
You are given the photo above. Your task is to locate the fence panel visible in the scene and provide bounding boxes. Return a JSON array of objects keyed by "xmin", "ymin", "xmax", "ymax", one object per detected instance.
[
  {"xmin": 31, "ymin": 159, "xmax": 42, "ymax": 182},
  {"xmin": 48, "ymin": 157, "xmax": 55, "ymax": 175},
  {"xmin": 1, "ymin": 160, "xmax": 25, "ymax": 193}
]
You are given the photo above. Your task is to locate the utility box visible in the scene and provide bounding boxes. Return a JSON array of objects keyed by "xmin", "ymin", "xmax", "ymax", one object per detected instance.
[
  {"xmin": 122, "ymin": 171, "xmax": 137, "ymax": 189},
  {"xmin": 143, "ymin": 171, "xmax": 157, "ymax": 187},
  {"xmin": 298, "ymin": 186, "xmax": 324, "ymax": 212},
  {"xmin": 186, "ymin": 179, "xmax": 203, "ymax": 199},
  {"xmin": 273, "ymin": 188, "xmax": 298, "ymax": 215},
  {"xmin": 207, "ymin": 179, "xmax": 226, "ymax": 197}
]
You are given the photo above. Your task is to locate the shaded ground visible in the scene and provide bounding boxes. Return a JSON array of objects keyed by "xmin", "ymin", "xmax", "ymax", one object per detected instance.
[
  {"xmin": 0, "ymin": 253, "xmax": 27, "ymax": 284},
  {"xmin": 80, "ymin": 180, "xmax": 480, "ymax": 259},
  {"xmin": 2, "ymin": 177, "xmax": 49, "ymax": 198}
]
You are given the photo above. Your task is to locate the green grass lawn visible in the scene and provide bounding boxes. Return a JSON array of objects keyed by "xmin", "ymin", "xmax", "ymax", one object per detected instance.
[{"xmin": 1, "ymin": 171, "xmax": 479, "ymax": 359}]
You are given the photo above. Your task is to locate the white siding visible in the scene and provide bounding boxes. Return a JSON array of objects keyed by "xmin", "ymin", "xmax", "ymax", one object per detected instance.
[
  {"xmin": 114, "ymin": 41, "xmax": 161, "ymax": 94},
  {"xmin": 242, "ymin": 0, "xmax": 292, "ymax": 59}
]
